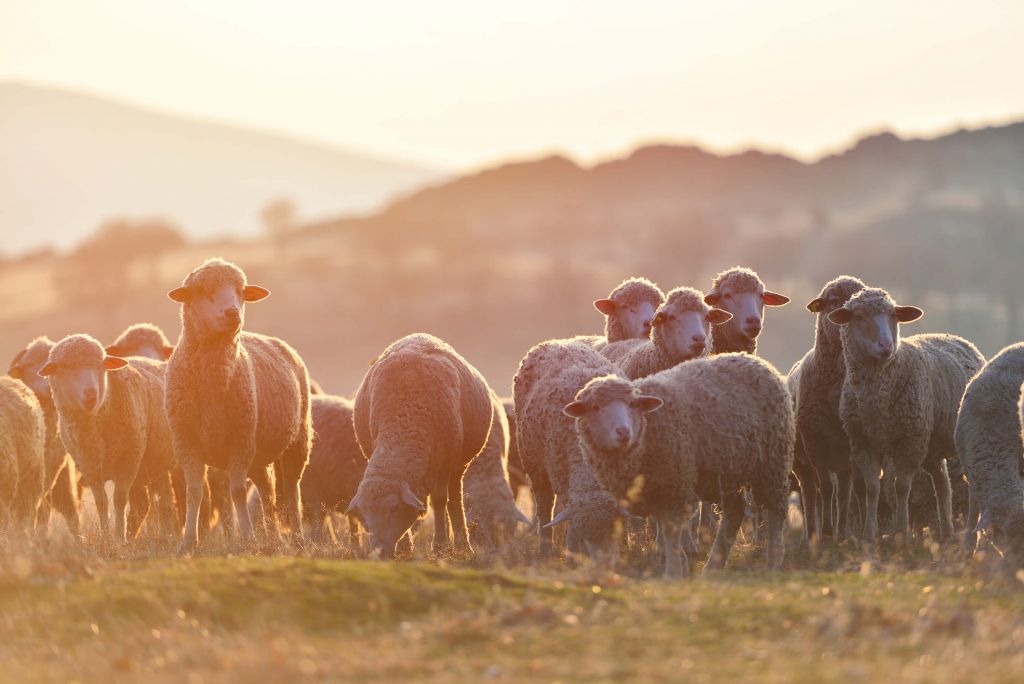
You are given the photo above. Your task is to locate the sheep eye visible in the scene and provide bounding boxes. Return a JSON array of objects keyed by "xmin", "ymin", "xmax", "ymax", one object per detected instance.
[{"xmin": 723, "ymin": 293, "xmax": 732, "ymax": 300}]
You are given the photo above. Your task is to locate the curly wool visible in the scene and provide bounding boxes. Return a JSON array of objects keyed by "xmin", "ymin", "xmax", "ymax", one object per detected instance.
[
  {"xmin": 0, "ymin": 376, "xmax": 46, "ymax": 531},
  {"xmin": 352, "ymin": 333, "xmax": 492, "ymax": 552},
  {"xmin": 601, "ymin": 286, "xmax": 710, "ymax": 379},
  {"xmin": 106, "ymin": 323, "xmax": 174, "ymax": 360},
  {"xmin": 838, "ymin": 288, "xmax": 985, "ymax": 542},
  {"xmin": 513, "ymin": 338, "xmax": 623, "ymax": 554},
  {"xmin": 708, "ymin": 266, "xmax": 767, "ymax": 355},
  {"xmin": 955, "ymin": 343, "xmax": 1024, "ymax": 561},
  {"xmin": 602, "ymin": 277, "xmax": 665, "ymax": 342}
]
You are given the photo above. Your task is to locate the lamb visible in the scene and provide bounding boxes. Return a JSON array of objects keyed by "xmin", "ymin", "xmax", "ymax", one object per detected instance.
[
  {"xmin": 704, "ymin": 266, "xmax": 790, "ymax": 355},
  {"xmin": 590, "ymin": 277, "xmax": 666, "ymax": 348},
  {"xmin": 40, "ymin": 334, "xmax": 176, "ymax": 543},
  {"xmin": 300, "ymin": 393, "xmax": 367, "ymax": 545},
  {"xmin": 513, "ymin": 338, "xmax": 626, "ymax": 556},
  {"xmin": 787, "ymin": 275, "xmax": 866, "ymax": 542},
  {"xmin": 600, "ymin": 287, "xmax": 732, "ymax": 379},
  {"xmin": 347, "ymin": 333, "xmax": 492, "ymax": 558},
  {"xmin": 105, "ymin": 323, "xmax": 175, "ymax": 361},
  {"xmin": 953, "ymin": 343, "xmax": 1024, "ymax": 564},
  {"xmin": 0, "ymin": 376, "xmax": 47, "ymax": 535},
  {"xmin": 565, "ymin": 353, "xmax": 795, "ymax": 576},
  {"xmin": 165, "ymin": 258, "xmax": 312, "ymax": 553},
  {"xmin": 464, "ymin": 392, "xmax": 531, "ymax": 549},
  {"xmin": 829, "ymin": 287, "xmax": 984, "ymax": 543},
  {"xmin": 8, "ymin": 337, "xmax": 80, "ymax": 535}
]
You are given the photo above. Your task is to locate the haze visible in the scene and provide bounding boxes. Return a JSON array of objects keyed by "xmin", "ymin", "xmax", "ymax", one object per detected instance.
[{"xmin": 4, "ymin": 0, "xmax": 1022, "ymax": 170}]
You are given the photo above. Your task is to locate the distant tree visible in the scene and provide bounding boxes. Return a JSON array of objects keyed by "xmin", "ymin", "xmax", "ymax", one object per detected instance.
[{"xmin": 261, "ymin": 198, "xmax": 298, "ymax": 250}]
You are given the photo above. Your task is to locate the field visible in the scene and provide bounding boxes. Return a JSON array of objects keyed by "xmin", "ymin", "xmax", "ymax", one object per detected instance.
[{"xmin": 2, "ymin": 531, "xmax": 1023, "ymax": 684}]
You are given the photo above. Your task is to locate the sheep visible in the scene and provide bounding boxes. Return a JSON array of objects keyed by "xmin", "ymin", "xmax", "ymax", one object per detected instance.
[
  {"xmin": 347, "ymin": 333, "xmax": 492, "ymax": 558},
  {"xmin": 464, "ymin": 392, "xmax": 532, "ymax": 549},
  {"xmin": 704, "ymin": 266, "xmax": 790, "ymax": 355},
  {"xmin": 165, "ymin": 258, "xmax": 312, "ymax": 554},
  {"xmin": 591, "ymin": 277, "xmax": 666, "ymax": 348},
  {"xmin": 300, "ymin": 393, "xmax": 367, "ymax": 546},
  {"xmin": 0, "ymin": 376, "xmax": 47, "ymax": 535},
  {"xmin": 565, "ymin": 353, "xmax": 795, "ymax": 575},
  {"xmin": 600, "ymin": 287, "xmax": 733, "ymax": 379},
  {"xmin": 105, "ymin": 323, "xmax": 175, "ymax": 361},
  {"xmin": 513, "ymin": 338, "xmax": 626, "ymax": 557},
  {"xmin": 787, "ymin": 275, "xmax": 866, "ymax": 542},
  {"xmin": 829, "ymin": 287, "xmax": 984, "ymax": 543},
  {"xmin": 500, "ymin": 397, "xmax": 530, "ymax": 498},
  {"xmin": 39, "ymin": 334, "xmax": 176, "ymax": 544},
  {"xmin": 8, "ymin": 337, "xmax": 80, "ymax": 536},
  {"xmin": 953, "ymin": 343, "xmax": 1024, "ymax": 564}
]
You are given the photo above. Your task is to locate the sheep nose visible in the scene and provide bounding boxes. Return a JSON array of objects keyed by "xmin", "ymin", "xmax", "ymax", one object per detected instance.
[
  {"xmin": 692, "ymin": 333, "xmax": 706, "ymax": 344},
  {"xmin": 877, "ymin": 340, "xmax": 894, "ymax": 356},
  {"xmin": 82, "ymin": 388, "xmax": 97, "ymax": 409},
  {"xmin": 224, "ymin": 307, "xmax": 241, "ymax": 322},
  {"xmin": 615, "ymin": 425, "xmax": 632, "ymax": 443}
]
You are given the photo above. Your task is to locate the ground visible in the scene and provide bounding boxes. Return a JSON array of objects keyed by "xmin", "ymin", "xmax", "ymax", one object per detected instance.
[{"xmin": 2, "ymin": 537, "xmax": 1023, "ymax": 683}]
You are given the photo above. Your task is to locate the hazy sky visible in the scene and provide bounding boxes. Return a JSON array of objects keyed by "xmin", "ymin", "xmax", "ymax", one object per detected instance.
[{"xmin": 3, "ymin": 1, "xmax": 1023, "ymax": 170}]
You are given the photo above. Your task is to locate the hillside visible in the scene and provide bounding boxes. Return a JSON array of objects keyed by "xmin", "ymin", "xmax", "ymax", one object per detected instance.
[{"xmin": 0, "ymin": 83, "xmax": 441, "ymax": 253}]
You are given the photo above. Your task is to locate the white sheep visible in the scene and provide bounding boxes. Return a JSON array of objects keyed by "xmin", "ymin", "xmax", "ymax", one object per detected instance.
[
  {"xmin": 40, "ymin": 334, "xmax": 176, "ymax": 543},
  {"xmin": 0, "ymin": 376, "xmax": 46, "ymax": 536},
  {"xmin": 464, "ymin": 392, "xmax": 531, "ymax": 549},
  {"xmin": 830, "ymin": 288, "xmax": 984, "ymax": 543},
  {"xmin": 8, "ymin": 337, "xmax": 80, "ymax": 536},
  {"xmin": 347, "ymin": 333, "xmax": 492, "ymax": 558},
  {"xmin": 601, "ymin": 287, "xmax": 732, "ymax": 379},
  {"xmin": 105, "ymin": 323, "xmax": 175, "ymax": 361},
  {"xmin": 703, "ymin": 266, "xmax": 790, "ymax": 355},
  {"xmin": 565, "ymin": 352, "xmax": 795, "ymax": 575},
  {"xmin": 513, "ymin": 338, "xmax": 626, "ymax": 557},
  {"xmin": 165, "ymin": 258, "xmax": 312, "ymax": 553},
  {"xmin": 954, "ymin": 343, "xmax": 1024, "ymax": 564},
  {"xmin": 591, "ymin": 277, "xmax": 666, "ymax": 347}
]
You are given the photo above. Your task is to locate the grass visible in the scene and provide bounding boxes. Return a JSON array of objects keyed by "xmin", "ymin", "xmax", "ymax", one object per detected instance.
[{"xmin": 2, "ymin": 531, "xmax": 1024, "ymax": 683}]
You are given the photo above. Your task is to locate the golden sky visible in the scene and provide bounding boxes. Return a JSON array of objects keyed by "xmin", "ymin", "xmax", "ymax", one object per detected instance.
[{"xmin": 3, "ymin": 0, "xmax": 1023, "ymax": 170}]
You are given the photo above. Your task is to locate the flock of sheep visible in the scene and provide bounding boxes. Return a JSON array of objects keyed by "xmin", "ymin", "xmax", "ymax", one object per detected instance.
[{"xmin": 2, "ymin": 257, "xmax": 1024, "ymax": 579}]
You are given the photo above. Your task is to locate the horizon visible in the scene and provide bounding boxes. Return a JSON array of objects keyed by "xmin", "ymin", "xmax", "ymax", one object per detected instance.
[{"xmin": 4, "ymin": 1, "xmax": 1022, "ymax": 170}]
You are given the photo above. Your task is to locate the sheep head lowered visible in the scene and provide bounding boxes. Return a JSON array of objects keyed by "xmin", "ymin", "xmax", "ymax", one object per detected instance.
[
  {"xmin": 346, "ymin": 478, "xmax": 428, "ymax": 559},
  {"xmin": 168, "ymin": 258, "xmax": 270, "ymax": 342},
  {"xmin": 705, "ymin": 266, "xmax": 789, "ymax": 343},
  {"xmin": 39, "ymin": 334, "xmax": 128, "ymax": 415},
  {"xmin": 828, "ymin": 288, "xmax": 923, "ymax": 365}
]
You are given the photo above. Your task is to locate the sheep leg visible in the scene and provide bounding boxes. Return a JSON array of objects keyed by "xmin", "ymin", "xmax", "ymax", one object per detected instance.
[
  {"xmin": 348, "ymin": 515, "xmax": 360, "ymax": 548},
  {"xmin": 893, "ymin": 470, "xmax": 913, "ymax": 542},
  {"xmin": 923, "ymin": 458, "xmax": 954, "ymax": 543},
  {"xmin": 126, "ymin": 484, "xmax": 151, "ymax": 541},
  {"xmin": 705, "ymin": 492, "xmax": 745, "ymax": 571},
  {"xmin": 820, "ymin": 472, "xmax": 838, "ymax": 540},
  {"xmin": 447, "ymin": 468, "xmax": 472, "ymax": 555},
  {"xmin": 170, "ymin": 467, "xmax": 187, "ymax": 531},
  {"xmin": 177, "ymin": 459, "xmax": 207, "ymax": 555},
  {"xmin": 793, "ymin": 461, "xmax": 817, "ymax": 546},
  {"xmin": 277, "ymin": 445, "xmax": 307, "ymax": 545},
  {"xmin": 961, "ymin": 488, "xmax": 979, "ymax": 556},
  {"xmin": 91, "ymin": 479, "xmax": 111, "ymax": 540},
  {"xmin": 110, "ymin": 481, "xmax": 132, "ymax": 545},
  {"xmin": 857, "ymin": 458, "xmax": 881, "ymax": 544},
  {"xmin": 430, "ymin": 482, "xmax": 451, "ymax": 553},
  {"xmin": 835, "ymin": 469, "xmax": 853, "ymax": 542},
  {"xmin": 534, "ymin": 485, "xmax": 555, "ymax": 555},
  {"xmin": 50, "ymin": 460, "xmax": 80, "ymax": 538},
  {"xmin": 229, "ymin": 463, "xmax": 258, "ymax": 545},
  {"xmin": 249, "ymin": 466, "xmax": 279, "ymax": 542},
  {"xmin": 658, "ymin": 511, "xmax": 690, "ymax": 579},
  {"xmin": 151, "ymin": 473, "xmax": 176, "ymax": 538},
  {"xmin": 765, "ymin": 502, "xmax": 787, "ymax": 570}
]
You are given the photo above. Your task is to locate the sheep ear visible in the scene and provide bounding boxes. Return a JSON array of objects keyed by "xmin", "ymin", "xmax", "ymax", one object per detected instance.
[
  {"xmin": 104, "ymin": 345, "xmax": 121, "ymax": 357},
  {"xmin": 168, "ymin": 287, "xmax": 191, "ymax": 303},
  {"xmin": 563, "ymin": 401, "xmax": 589, "ymax": 418},
  {"xmin": 161, "ymin": 345, "xmax": 175, "ymax": 361},
  {"xmin": 401, "ymin": 482, "xmax": 427, "ymax": 513},
  {"xmin": 243, "ymin": 285, "xmax": 271, "ymax": 302},
  {"xmin": 633, "ymin": 395, "xmax": 664, "ymax": 413},
  {"xmin": 763, "ymin": 291, "xmax": 790, "ymax": 306},
  {"xmin": 104, "ymin": 356, "xmax": 129, "ymax": 371},
  {"xmin": 806, "ymin": 297, "xmax": 825, "ymax": 313},
  {"xmin": 828, "ymin": 308, "xmax": 853, "ymax": 325},
  {"xmin": 543, "ymin": 507, "xmax": 573, "ymax": 528},
  {"xmin": 704, "ymin": 291, "xmax": 721, "ymax": 306},
  {"xmin": 895, "ymin": 306, "xmax": 923, "ymax": 323},
  {"xmin": 38, "ymin": 362, "xmax": 57, "ymax": 377},
  {"xmin": 650, "ymin": 311, "xmax": 668, "ymax": 327},
  {"xmin": 708, "ymin": 308, "xmax": 733, "ymax": 325},
  {"xmin": 8, "ymin": 348, "xmax": 27, "ymax": 374},
  {"xmin": 594, "ymin": 299, "xmax": 616, "ymax": 316}
]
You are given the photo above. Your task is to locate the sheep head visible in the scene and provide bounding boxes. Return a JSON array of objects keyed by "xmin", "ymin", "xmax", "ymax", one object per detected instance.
[
  {"xmin": 39, "ymin": 334, "xmax": 127, "ymax": 415},
  {"xmin": 168, "ymin": 258, "xmax": 270, "ymax": 342}
]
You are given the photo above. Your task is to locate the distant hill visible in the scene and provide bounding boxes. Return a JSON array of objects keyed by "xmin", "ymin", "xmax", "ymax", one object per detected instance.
[{"xmin": 0, "ymin": 83, "xmax": 442, "ymax": 254}]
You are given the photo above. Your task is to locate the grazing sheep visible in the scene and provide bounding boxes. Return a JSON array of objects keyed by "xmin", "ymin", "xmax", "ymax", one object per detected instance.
[
  {"xmin": 566, "ymin": 353, "xmax": 795, "ymax": 575},
  {"xmin": 0, "ymin": 376, "xmax": 47, "ymax": 535},
  {"xmin": 40, "ymin": 335, "xmax": 176, "ymax": 543},
  {"xmin": 500, "ymin": 397, "xmax": 530, "ymax": 497},
  {"xmin": 954, "ymin": 343, "xmax": 1024, "ymax": 564},
  {"xmin": 601, "ymin": 287, "xmax": 732, "ymax": 379},
  {"xmin": 105, "ymin": 323, "xmax": 175, "ymax": 361},
  {"xmin": 165, "ymin": 258, "xmax": 312, "ymax": 553},
  {"xmin": 787, "ymin": 276, "xmax": 866, "ymax": 542},
  {"xmin": 513, "ymin": 338, "xmax": 625, "ymax": 557},
  {"xmin": 830, "ymin": 288, "xmax": 984, "ymax": 543},
  {"xmin": 464, "ymin": 393, "xmax": 531, "ymax": 549},
  {"xmin": 348, "ymin": 333, "xmax": 491, "ymax": 558},
  {"xmin": 301, "ymin": 393, "xmax": 367, "ymax": 545},
  {"xmin": 704, "ymin": 266, "xmax": 790, "ymax": 355},
  {"xmin": 8, "ymin": 337, "xmax": 80, "ymax": 535},
  {"xmin": 592, "ymin": 277, "xmax": 666, "ymax": 347}
]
